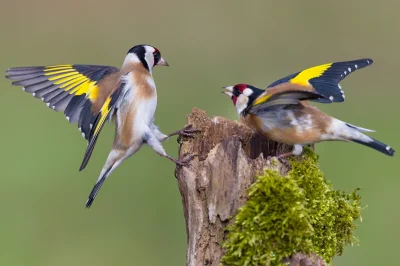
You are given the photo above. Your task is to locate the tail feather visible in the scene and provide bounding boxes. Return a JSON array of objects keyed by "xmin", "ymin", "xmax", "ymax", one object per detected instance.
[
  {"xmin": 346, "ymin": 123, "xmax": 376, "ymax": 133},
  {"xmin": 86, "ymin": 166, "xmax": 113, "ymax": 208},
  {"xmin": 351, "ymin": 137, "xmax": 395, "ymax": 156}
]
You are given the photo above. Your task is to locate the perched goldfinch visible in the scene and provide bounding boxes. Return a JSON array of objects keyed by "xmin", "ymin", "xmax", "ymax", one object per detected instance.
[
  {"xmin": 223, "ymin": 59, "xmax": 395, "ymax": 157},
  {"xmin": 6, "ymin": 44, "xmax": 198, "ymax": 207}
]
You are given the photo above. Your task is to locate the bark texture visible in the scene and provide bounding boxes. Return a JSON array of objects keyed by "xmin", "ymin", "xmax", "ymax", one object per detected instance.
[{"xmin": 175, "ymin": 108, "xmax": 326, "ymax": 266}]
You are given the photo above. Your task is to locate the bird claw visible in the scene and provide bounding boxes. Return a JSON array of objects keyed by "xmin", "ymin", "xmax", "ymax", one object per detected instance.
[
  {"xmin": 174, "ymin": 153, "xmax": 198, "ymax": 167},
  {"xmin": 277, "ymin": 156, "xmax": 290, "ymax": 168},
  {"xmin": 178, "ymin": 124, "xmax": 201, "ymax": 138}
]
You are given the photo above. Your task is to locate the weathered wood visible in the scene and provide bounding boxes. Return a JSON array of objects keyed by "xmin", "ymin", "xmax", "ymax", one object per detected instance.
[{"xmin": 175, "ymin": 108, "xmax": 325, "ymax": 266}]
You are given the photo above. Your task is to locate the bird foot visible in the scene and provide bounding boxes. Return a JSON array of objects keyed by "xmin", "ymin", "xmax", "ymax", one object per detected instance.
[
  {"xmin": 277, "ymin": 156, "xmax": 290, "ymax": 168},
  {"xmin": 169, "ymin": 153, "xmax": 197, "ymax": 167},
  {"xmin": 169, "ymin": 124, "xmax": 201, "ymax": 139},
  {"xmin": 275, "ymin": 152, "xmax": 293, "ymax": 168}
]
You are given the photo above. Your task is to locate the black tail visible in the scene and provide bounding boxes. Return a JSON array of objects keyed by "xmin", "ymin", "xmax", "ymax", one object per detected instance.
[
  {"xmin": 352, "ymin": 138, "xmax": 395, "ymax": 156},
  {"xmin": 85, "ymin": 166, "xmax": 112, "ymax": 208}
]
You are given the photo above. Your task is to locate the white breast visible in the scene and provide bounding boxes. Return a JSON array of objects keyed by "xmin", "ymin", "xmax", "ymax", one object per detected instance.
[
  {"xmin": 135, "ymin": 96, "xmax": 157, "ymax": 128},
  {"xmin": 119, "ymin": 73, "xmax": 158, "ymax": 139}
]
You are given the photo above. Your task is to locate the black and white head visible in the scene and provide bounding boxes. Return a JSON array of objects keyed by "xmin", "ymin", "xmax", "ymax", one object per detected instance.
[
  {"xmin": 223, "ymin": 84, "xmax": 264, "ymax": 115},
  {"xmin": 124, "ymin": 44, "xmax": 168, "ymax": 72}
]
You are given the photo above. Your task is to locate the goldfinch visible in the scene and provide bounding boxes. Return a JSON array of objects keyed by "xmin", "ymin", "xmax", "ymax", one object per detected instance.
[
  {"xmin": 223, "ymin": 59, "xmax": 395, "ymax": 157},
  {"xmin": 6, "ymin": 44, "xmax": 198, "ymax": 207}
]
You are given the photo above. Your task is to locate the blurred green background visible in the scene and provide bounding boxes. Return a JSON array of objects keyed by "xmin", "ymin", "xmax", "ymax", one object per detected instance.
[{"xmin": 0, "ymin": 1, "xmax": 399, "ymax": 265}]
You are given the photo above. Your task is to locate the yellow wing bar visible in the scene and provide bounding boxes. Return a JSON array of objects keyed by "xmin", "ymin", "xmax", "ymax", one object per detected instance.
[
  {"xmin": 266, "ymin": 59, "xmax": 373, "ymax": 103},
  {"xmin": 6, "ymin": 64, "xmax": 120, "ymax": 139},
  {"xmin": 44, "ymin": 65, "xmax": 99, "ymax": 100},
  {"xmin": 289, "ymin": 63, "xmax": 332, "ymax": 86},
  {"xmin": 253, "ymin": 94, "xmax": 272, "ymax": 106}
]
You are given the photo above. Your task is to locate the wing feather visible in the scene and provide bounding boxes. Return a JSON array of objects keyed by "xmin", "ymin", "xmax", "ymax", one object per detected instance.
[
  {"xmin": 6, "ymin": 64, "xmax": 120, "ymax": 139},
  {"xmin": 33, "ymin": 84, "xmax": 59, "ymax": 98},
  {"xmin": 267, "ymin": 59, "xmax": 373, "ymax": 103},
  {"xmin": 79, "ymin": 82, "xmax": 125, "ymax": 171},
  {"xmin": 249, "ymin": 90, "xmax": 323, "ymax": 114}
]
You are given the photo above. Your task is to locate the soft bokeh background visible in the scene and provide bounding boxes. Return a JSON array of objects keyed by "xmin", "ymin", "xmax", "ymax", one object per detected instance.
[{"xmin": 0, "ymin": 1, "xmax": 399, "ymax": 265}]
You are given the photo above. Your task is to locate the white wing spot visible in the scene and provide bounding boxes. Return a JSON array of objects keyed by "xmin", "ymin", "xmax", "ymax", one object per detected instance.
[
  {"xmin": 243, "ymin": 88, "xmax": 254, "ymax": 97},
  {"xmin": 32, "ymin": 92, "xmax": 35, "ymax": 96},
  {"xmin": 348, "ymin": 67, "xmax": 351, "ymax": 72},
  {"xmin": 41, "ymin": 97, "xmax": 45, "ymax": 101},
  {"xmin": 355, "ymin": 64, "xmax": 358, "ymax": 69},
  {"xmin": 344, "ymin": 71, "xmax": 347, "ymax": 75},
  {"xmin": 329, "ymin": 95, "xmax": 334, "ymax": 101},
  {"xmin": 90, "ymin": 123, "xmax": 93, "ymax": 129},
  {"xmin": 343, "ymin": 94, "xmax": 346, "ymax": 99},
  {"xmin": 367, "ymin": 60, "xmax": 370, "ymax": 64},
  {"xmin": 78, "ymin": 127, "xmax": 82, "ymax": 132},
  {"xmin": 81, "ymin": 132, "xmax": 85, "ymax": 138},
  {"xmin": 386, "ymin": 146, "xmax": 391, "ymax": 151},
  {"xmin": 66, "ymin": 116, "xmax": 70, "ymax": 121},
  {"xmin": 46, "ymin": 103, "xmax": 50, "ymax": 107},
  {"xmin": 339, "ymin": 84, "xmax": 344, "ymax": 95},
  {"xmin": 22, "ymin": 87, "xmax": 26, "ymax": 91},
  {"xmin": 52, "ymin": 105, "xmax": 56, "ymax": 110}
]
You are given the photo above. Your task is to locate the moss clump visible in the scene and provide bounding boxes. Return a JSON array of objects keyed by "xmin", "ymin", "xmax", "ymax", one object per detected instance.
[{"xmin": 221, "ymin": 148, "xmax": 361, "ymax": 266}]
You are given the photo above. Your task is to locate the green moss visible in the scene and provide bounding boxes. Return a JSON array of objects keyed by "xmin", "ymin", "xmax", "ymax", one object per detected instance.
[{"xmin": 221, "ymin": 148, "xmax": 362, "ymax": 266}]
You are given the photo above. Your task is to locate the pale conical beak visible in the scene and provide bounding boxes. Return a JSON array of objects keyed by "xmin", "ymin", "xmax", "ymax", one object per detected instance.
[
  {"xmin": 223, "ymin": 91, "xmax": 233, "ymax": 97},
  {"xmin": 157, "ymin": 57, "xmax": 169, "ymax": 66},
  {"xmin": 222, "ymin": 86, "xmax": 234, "ymax": 97},
  {"xmin": 222, "ymin": 86, "xmax": 233, "ymax": 92}
]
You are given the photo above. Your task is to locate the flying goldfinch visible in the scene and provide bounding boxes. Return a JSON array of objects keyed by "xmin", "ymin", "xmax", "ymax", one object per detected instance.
[{"xmin": 6, "ymin": 44, "xmax": 198, "ymax": 207}]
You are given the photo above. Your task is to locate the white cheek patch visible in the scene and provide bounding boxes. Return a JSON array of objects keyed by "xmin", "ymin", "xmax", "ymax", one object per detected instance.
[
  {"xmin": 235, "ymin": 95, "xmax": 249, "ymax": 115},
  {"xmin": 144, "ymin": 46, "xmax": 155, "ymax": 70},
  {"xmin": 145, "ymin": 52, "xmax": 155, "ymax": 69},
  {"xmin": 243, "ymin": 88, "xmax": 253, "ymax": 96}
]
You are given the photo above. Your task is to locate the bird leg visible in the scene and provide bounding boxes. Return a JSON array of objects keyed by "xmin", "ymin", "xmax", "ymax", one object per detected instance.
[
  {"xmin": 145, "ymin": 129, "xmax": 197, "ymax": 167},
  {"xmin": 276, "ymin": 151, "xmax": 294, "ymax": 159},
  {"xmin": 275, "ymin": 144, "xmax": 303, "ymax": 167},
  {"xmin": 276, "ymin": 152, "xmax": 292, "ymax": 168},
  {"xmin": 165, "ymin": 153, "xmax": 198, "ymax": 166},
  {"xmin": 167, "ymin": 124, "xmax": 200, "ymax": 139},
  {"xmin": 277, "ymin": 144, "xmax": 303, "ymax": 158}
]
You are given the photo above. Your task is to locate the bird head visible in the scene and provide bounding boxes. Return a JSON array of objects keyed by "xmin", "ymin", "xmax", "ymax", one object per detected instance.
[
  {"xmin": 223, "ymin": 84, "xmax": 264, "ymax": 115},
  {"xmin": 125, "ymin": 44, "xmax": 169, "ymax": 72}
]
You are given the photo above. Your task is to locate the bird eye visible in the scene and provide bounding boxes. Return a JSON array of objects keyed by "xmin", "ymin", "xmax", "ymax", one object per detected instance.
[
  {"xmin": 153, "ymin": 52, "xmax": 161, "ymax": 62},
  {"xmin": 233, "ymin": 89, "xmax": 241, "ymax": 97}
]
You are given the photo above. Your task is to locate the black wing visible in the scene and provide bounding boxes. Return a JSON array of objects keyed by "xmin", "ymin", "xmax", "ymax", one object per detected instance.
[{"xmin": 266, "ymin": 59, "xmax": 373, "ymax": 103}]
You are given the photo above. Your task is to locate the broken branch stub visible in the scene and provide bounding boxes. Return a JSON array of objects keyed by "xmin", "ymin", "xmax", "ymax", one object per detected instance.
[{"xmin": 175, "ymin": 108, "xmax": 324, "ymax": 266}]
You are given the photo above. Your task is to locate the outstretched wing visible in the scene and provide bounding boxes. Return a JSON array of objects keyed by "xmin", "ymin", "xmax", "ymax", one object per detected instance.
[
  {"xmin": 249, "ymin": 89, "xmax": 324, "ymax": 114},
  {"xmin": 79, "ymin": 82, "xmax": 125, "ymax": 171},
  {"xmin": 266, "ymin": 59, "xmax": 373, "ymax": 103},
  {"xmin": 6, "ymin": 64, "xmax": 120, "ymax": 139}
]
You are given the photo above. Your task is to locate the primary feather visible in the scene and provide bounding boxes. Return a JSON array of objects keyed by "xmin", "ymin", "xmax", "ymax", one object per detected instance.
[
  {"xmin": 267, "ymin": 59, "xmax": 373, "ymax": 103},
  {"xmin": 6, "ymin": 64, "xmax": 119, "ymax": 139}
]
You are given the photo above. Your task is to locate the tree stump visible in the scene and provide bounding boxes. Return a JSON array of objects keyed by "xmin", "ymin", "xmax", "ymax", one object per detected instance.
[{"xmin": 175, "ymin": 108, "xmax": 326, "ymax": 266}]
